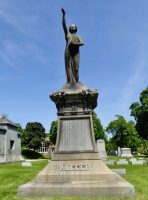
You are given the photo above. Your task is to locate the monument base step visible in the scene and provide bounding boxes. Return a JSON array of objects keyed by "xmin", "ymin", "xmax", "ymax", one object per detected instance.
[{"xmin": 18, "ymin": 173, "xmax": 135, "ymax": 198}]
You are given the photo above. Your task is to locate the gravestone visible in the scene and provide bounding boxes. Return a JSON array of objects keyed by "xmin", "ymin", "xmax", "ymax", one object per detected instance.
[
  {"xmin": 103, "ymin": 160, "xmax": 114, "ymax": 165},
  {"xmin": 117, "ymin": 161, "xmax": 128, "ymax": 165},
  {"xmin": 132, "ymin": 161, "xmax": 143, "ymax": 165},
  {"xmin": 121, "ymin": 148, "xmax": 133, "ymax": 157},
  {"xmin": 22, "ymin": 162, "xmax": 32, "ymax": 167},
  {"xmin": 18, "ymin": 7, "xmax": 135, "ymax": 198},
  {"xmin": 129, "ymin": 158, "xmax": 137, "ymax": 162},
  {"xmin": 119, "ymin": 159, "xmax": 127, "ymax": 161},
  {"xmin": 139, "ymin": 160, "xmax": 146, "ymax": 164},
  {"xmin": 96, "ymin": 139, "xmax": 107, "ymax": 159},
  {"xmin": 111, "ymin": 169, "xmax": 126, "ymax": 175}
]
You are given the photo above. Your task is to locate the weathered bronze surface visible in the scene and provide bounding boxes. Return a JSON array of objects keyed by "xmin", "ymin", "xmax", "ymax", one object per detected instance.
[{"xmin": 61, "ymin": 7, "xmax": 84, "ymax": 85}]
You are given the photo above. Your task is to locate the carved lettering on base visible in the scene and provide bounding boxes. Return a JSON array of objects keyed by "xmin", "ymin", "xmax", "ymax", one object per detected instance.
[{"xmin": 59, "ymin": 164, "xmax": 90, "ymax": 171}]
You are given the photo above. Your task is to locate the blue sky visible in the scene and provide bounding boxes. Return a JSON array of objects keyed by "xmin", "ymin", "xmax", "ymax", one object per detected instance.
[{"xmin": 0, "ymin": 1, "xmax": 148, "ymax": 133}]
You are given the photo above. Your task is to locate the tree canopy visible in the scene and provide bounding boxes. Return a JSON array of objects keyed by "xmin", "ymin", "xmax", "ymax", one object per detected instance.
[
  {"xmin": 92, "ymin": 111, "xmax": 107, "ymax": 142},
  {"xmin": 25, "ymin": 122, "xmax": 46, "ymax": 151},
  {"xmin": 49, "ymin": 120, "xmax": 58, "ymax": 145},
  {"xmin": 106, "ymin": 115, "xmax": 141, "ymax": 150},
  {"xmin": 129, "ymin": 86, "xmax": 148, "ymax": 140},
  {"xmin": 16, "ymin": 123, "xmax": 27, "ymax": 148}
]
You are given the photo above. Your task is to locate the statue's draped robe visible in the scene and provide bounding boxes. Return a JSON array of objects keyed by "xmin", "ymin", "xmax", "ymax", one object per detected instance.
[{"xmin": 65, "ymin": 33, "xmax": 80, "ymax": 84}]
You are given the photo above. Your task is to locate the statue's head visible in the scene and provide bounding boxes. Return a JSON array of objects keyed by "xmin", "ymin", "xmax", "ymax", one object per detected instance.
[{"xmin": 69, "ymin": 24, "xmax": 77, "ymax": 33}]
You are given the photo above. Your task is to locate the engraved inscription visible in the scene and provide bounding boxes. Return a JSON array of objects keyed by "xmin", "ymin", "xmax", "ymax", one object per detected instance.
[{"xmin": 60, "ymin": 164, "xmax": 90, "ymax": 171}]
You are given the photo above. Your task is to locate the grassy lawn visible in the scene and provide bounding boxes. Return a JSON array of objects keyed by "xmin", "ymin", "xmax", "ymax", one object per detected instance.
[{"xmin": 0, "ymin": 157, "xmax": 148, "ymax": 200}]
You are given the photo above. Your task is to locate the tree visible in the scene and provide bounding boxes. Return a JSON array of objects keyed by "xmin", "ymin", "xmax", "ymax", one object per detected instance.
[
  {"xmin": 25, "ymin": 122, "xmax": 46, "ymax": 151},
  {"xmin": 49, "ymin": 120, "xmax": 58, "ymax": 145},
  {"xmin": 105, "ymin": 139, "xmax": 114, "ymax": 154},
  {"xmin": 137, "ymin": 141, "xmax": 148, "ymax": 155},
  {"xmin": 129, "ymin": 86, "xmax": 148, "ymax": 140},
  {"xmin": 106, "ymin": 115, "xmax": 141, "ymax": 151},
  {"xmin": 16, "ymin": 123, "xmax": 27, "ymax": 148},
  {"xmin": 92, "ymin": 111, "xmax": 107, "ymax": 141}
]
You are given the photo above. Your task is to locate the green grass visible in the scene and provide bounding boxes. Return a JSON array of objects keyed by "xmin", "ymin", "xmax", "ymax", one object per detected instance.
[{"xmin": 0, "ymin": 157, "xmax": 148, "ymax": 200}]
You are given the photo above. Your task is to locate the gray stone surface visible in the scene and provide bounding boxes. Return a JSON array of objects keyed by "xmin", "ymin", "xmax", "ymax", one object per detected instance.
[
  {"xmin": 18, "ymin": 157, "xmax": 134, "ymax": 198},
  {"xmin": 18, "ymin": 173, "xmax": 135, "ymax": 198},
  {"xmin": 103, "ymin": 161, "xmax": 114, "ymax": 165},
  {"xmin": 96, "ymin": 139, "xmax": 107, "ymax": 159},
  {"xmin": 22, "ymin": 162, "xmax": 32, "ymax": 167},
  {"xmin": 132, "ymin": 161, "xmax": 143, "ymax": 165},
  {"xmin": 138, "ymin": 160, "xmax": 146, "ymax": 164},
  {"xmin": 111, "ymin": 169, "xmax": 126, "ymax": 175},
  {"xmin": 121, "ymin": 148, "xmax": 133, "ymax": 157},
  {"xmin": 0, "ymin": 117, "xmax": 24, "ymax": 163},
  {"xmin": 56, "ymin": 114, "xmax": 97, "ymax": 153},
  {"xmin": 129, "ymin": 158, "xmax": 137, "ymax": 162},
  {"xmin": 117, "ymin": 161, "xmax": 128, "ymax": 165},
  {"xmin": 119, "ymin": 159, "xmax": 127, "ymax": 161},
  {"xmin": 58, "ymin": 118, "xmax": 93, "ymax": 151}
]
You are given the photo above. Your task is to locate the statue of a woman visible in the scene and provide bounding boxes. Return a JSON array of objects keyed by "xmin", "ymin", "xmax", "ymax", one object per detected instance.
[{"xmin": 61, "ymin": 7, "xmax": 84, "ymax": 85}]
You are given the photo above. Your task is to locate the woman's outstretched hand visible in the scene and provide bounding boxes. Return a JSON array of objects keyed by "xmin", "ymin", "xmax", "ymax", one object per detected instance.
[{"xmin": 61, "ymin": 7, "xmax": 65, "ymax": 15}]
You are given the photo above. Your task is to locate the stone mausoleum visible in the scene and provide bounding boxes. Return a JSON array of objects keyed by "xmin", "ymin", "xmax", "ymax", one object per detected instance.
[{"xmin": 0, "ymin": 116, "xmax": 24, "ymax": 164}]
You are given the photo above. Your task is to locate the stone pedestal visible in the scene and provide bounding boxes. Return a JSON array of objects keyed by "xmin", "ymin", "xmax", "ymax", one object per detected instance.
[{"xmin": 18, "ymin": 83, "xmax": 135, "ymax": 198}]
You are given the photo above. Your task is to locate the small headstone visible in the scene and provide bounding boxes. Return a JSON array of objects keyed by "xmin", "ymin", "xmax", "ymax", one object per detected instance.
[
  {"xmin": 117, "ymin": 161, "xmax": 128, "ymax": 165},
  {"xmin": 96, "ymin": 139, "xmax": 107, "ymax": 159},
  {"xmin": 103, "ymin": 161, "xmax": 114, "ymax": 165},
  {"xmin": 119, "ymin": 159, "xmax": 127, "ymax": 161},
  {"xmin": 111, "ymin": 169, "xmax": 126, "ymax": 175},
  {"xmin": 132, "ymin": 161, "xmax": 143, "ymax": 165},
  {"xmin": 129, "ymin": 158, "xmax": 137, "ymax": 162},
  {"xmin": 22, "ymin": 162, "xmax": 32, "ymax": 167},
  {"xmin": 108, "ymin": 159, "xmax": 116, "ymax": 162},
  {"xmin": 140, "ymin": 160, "xmax": 147, "ymax": 164}
]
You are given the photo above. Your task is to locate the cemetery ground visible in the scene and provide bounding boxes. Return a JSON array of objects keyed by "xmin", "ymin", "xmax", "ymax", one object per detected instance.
[{"xmin": 0, "ymin": 156, "xmax": 148, "ymax": 200}]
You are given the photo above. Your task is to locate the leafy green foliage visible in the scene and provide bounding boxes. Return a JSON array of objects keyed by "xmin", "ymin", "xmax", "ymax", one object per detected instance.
[
  {"xmin": 137, "ymin": 141, "xmax": 148, "ymax": 155},
  {"xmin": 22, "ymin": 149, "xmax": 44, "ymax": 159},
  {"xmin": 130, "ymin": 86, "xmax": 148, "ymax": 140},
  {"xmin": 106, "ymin": 115, "xmax": 141, "ymax": 150},
  {"xmin": 92, "ymin": 111, "xmax": 107, "ymax": 141},
  {"xmin": 25, "ymin": 122, "xmax": 46, "ymax": 151},
  {"xmin": 16, "ymin": 123, "xmax": 27, "ymax": 148},
  {"xmin": 105, "ymin": 139, "xmax": 114, "ymax": 154},
  {"xmin": 21, "ymin": 149, "xmax": 51, "ymax": 159},
  {"xmin": 49, "ymin": 120, "xmax": 58, "ymax": 145}
]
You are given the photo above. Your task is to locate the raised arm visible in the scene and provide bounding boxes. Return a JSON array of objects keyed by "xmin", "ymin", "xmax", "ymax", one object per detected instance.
[{"xmin": 61, "ymin": 7, "xmax": 68, "ymax": 37}]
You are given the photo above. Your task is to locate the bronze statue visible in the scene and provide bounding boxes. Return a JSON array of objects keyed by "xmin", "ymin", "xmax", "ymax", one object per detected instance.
[{"xmin": 61, "ymin": 7, "xmax": 84, "ymax": 85}]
